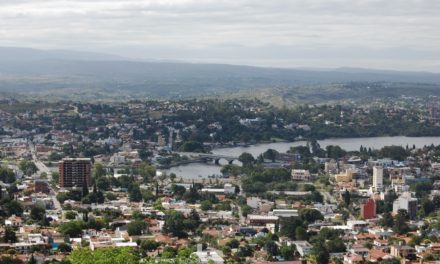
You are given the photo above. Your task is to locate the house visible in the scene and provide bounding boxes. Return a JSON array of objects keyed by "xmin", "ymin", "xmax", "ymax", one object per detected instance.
[
  {"xmin": 5, "ymin": 215, "xmax": 22, "ymax": 227},
  {"xmin": 293, "ymin": 241, "xmax": 313, "ymax": 257},
  {"xmin": 247, "ymin": 215, "xmax": 279, "ymax": 225},
  {"xmin": 271, "ymin": 209, "xmax": 299, "ymax": 218},
  {"xmin": 349, "ymin": 244, "xmax": 370, "ymax": 256},
  {"xmin": 344, "ymin": 254, "xmax": 364, "ymax": 264},
  {"xmin": 347, "ymin": 220, "xmax": 368, "ymax": 231},
  {"xmin": 192, "ymin": 250, "xmax": 224, "ymax": 264},
  {"xmin": 368, "ymin": 249, "xmax": 389, "ymax": 262},
  {"xmin": 291, "ymin": 169, "xmax": 311, "ymax": 181},
  {"xmin": 390, "ymin": 244, "xmax": 416, "ymax": 260}
]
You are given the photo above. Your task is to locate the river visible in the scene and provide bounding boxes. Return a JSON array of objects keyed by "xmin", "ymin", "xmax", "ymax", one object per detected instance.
[{"xmin": 163, "ymin": 136, "xmax": 440, "ymax": 179}]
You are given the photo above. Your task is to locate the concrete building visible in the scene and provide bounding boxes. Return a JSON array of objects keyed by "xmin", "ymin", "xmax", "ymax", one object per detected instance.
[
  {"xmin": 247, "ymin": 215, "xmax": 279, "ymax": 225},
  {"xmin": 372, "ymin": 166, "xmax": 383, "ymax": 191},
  {"xmin": 271, "ymin": 209, "xmax": 299, "ymax": 218},
  {"xmin": 192, "ymin": 250, "xmax": 224, "ymax": 264},
  {"xmin": 360, "ymin": 198, "xmax": 376, "ymax": 219},
  {"xmin": 393, "ymin": 192, "xmax": 418, "ymax": 219},
  {"xmin": 59, "ymin": 158, "xmax": 92, "ymax": 188},
  {"xmin": 334, "ymin": 170, "xmax": 354, "ymax": 183},
  {"xmin": 291, "ymin": 169, "xmax": 312, "ymax": 181},
  {"xmin": 293, "ymin": 241, "xmax": 313, "ymax": 257}
]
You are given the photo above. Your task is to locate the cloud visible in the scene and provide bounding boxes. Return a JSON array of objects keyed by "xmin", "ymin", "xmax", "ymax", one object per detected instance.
[{"xmin": 0, "ymin": 0, "xmax": 438, "ymax": 71}]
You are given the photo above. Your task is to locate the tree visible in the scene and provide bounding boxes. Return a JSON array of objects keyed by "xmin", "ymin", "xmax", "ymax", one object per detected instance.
[
  {"xmin": 68, "ymin": 247, "xmax": 140, "ymax": 264},
  {"xmin": 420, "ymin": 199, "xmax": 435, "ymax": 217},
  {"xmin": 280, "ymin": 217, "xmax": 303, "ymax": 239},
  {"xmin": 295, "ymin": 226, "xmax": 308, "ymax": 240},
  {"xmin": 58, "ymin": 243, "xmax": 72, "ymax": 253},
  {"xmin": 200, "ymin": 200, "xmax": 213, "ymax": 211},
  {"xmin": 128, "ymin": 183, "xmax": 142, "ymax": 202},
  {"xmin": 65, "ymin": 211, "xmax": 78, "ymax": 220},
  {"xmin": 263, "ymin": 149, "xmax": 279, "ymax": 162},
  {"xmin": 299, "ymin": 208, "xmax": 324, "ymax": 223},
  {"xmin": 82, "ymin": 181, "xmax": 89, "ymax": 197},
  {"xmin": 0, "ymin": 167, "xmax": 16, "ymax": 183},
  {"xmin": 226, "ymin": 239, "xmax": 240, "ymax": 249},
  {"xmin": 178, "ymin": 141, "xmax": 204, "ymax": 152},
  {"xmin": 238, "ymin": 152, "xmax": 255, "ymax": 167},
  {"xmin": 393, "ymin": 209, "xmax": 409, "ymax": 235},
  {"xmin": 265, "ymin": 240, "xmax": 279, "ymax": 259},
  {"xmin": 342, "ymin": 189, "xmax": 351, "ymax": 207},
  {"xmin": 327, "ymin": 238, "xmax": 346, "ymax": 253},
  {"xmin": 222, "ymin": 246, "xmax": 232, "ymax": 257},
  {"xmin": 380, "ymin": 258, "xmax": 401, "ymax": 264},
  {"xmin": 0, "ymin": 256, "xmax": 21, "ymax": 264},
  {"xmin": 127, "ymin": 220, "xmax": 147, "ymax": 236},
  {"xmin": 379, "ymin": 146, "xmax": 408, "ymax": 161},
  {"xmin": 280, "ymin": 245, "xmax": 295, "ymax": 261},
  {"xmin": 163, "ymin": 211, "xmax": 187, "ymax": 238},
  {"xmin": 380, "ymin": 212, "xmax": 394, "ymax": 228},
  {"xmin": 3, "ymin": 226, "xmax": 17, "ymax": 243},
  {"xmin": 138, "ymin": 149, "xmax": 153, "ymax": 161},
  {"xmin": 28, "ymin": 254, "xmax": 37, "ymax": 264},
  {"xmin": 172, "ymin": 184, "xmax": 186, "ymax": 197},
  {"xmin": 19, "ymin": 160, "xmax": 38, "ymax": 176},
  {"xmin": 140, "ymin": 240, "xmax": 160, "ymax": 253},
  {"xmin": 412, "ymin": 182, "xmax": 432, "ymax": 199},
  {"xmin": 58, "ymin": 221, "xmax": 85, "ymax": 238},
  {"xmin": 3, "ymin": 199, "xmax": 22, "ymax": 217},
  {"xmin": 96, "ymin": 177, "xmax": 110, "ymax": 191},
  {"xmin": 184, "ymin": 209, "xmax": 201, "ymax": 232},
  {"xmin": 311, "ymin": 241, "xmax": 329, "ymax": 264},
  {"xmin": 30, "ymin": 204, "xmax": 46, "ymax": 222},
  {"xmin": 92, "ymin": 162, "xmax": 106, "ymax": 179},
  {"xmin": 326, "ymin": 145, "xmax": 346, "ymax": 159}
]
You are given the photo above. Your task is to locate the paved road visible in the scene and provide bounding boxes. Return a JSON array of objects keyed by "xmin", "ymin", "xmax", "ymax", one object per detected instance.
[{"xmin": 29, "ymin": 141, "xmax": 62, "ymax": 211}]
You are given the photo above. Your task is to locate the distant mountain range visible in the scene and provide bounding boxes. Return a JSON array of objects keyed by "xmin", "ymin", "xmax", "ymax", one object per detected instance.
[{"xmin": 0, "ymin": 47, "xmax": 439, "ymax": 102}]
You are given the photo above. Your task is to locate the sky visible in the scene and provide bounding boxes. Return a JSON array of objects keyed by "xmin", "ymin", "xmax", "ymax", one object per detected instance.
[{"xmin": 0, "ymin": 0, "xmax": 439, "ymax": 72}]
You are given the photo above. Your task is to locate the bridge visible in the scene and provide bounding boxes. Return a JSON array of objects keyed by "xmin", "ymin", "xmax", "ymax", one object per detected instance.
[{"xmin": 175, "ymin": 152, "xmax": 240, "ymax": 165}]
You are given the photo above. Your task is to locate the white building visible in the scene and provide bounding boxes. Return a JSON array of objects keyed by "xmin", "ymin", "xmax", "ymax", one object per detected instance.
[
  {"xmin": 347, "ymin": 220, "xmax": 368, "ymax": 230},
  {"xmin": 271, "ymin": 209, "xmax": 299, "ymax": 218},
  {"xmin": 192, "ymin": 250, "xmax": 224, "ymax": 264},
  {"xmin": 293, "ymin": 241, "xmax": 313, "ymax": 257},
  {"xmin": 291, "ymin": 169, "xmax": 312, "ymax": 181},
  {"xmin": 393, "ymin": 192, "xmax": 418, "ymax": 219},
  {"xmin": 372, "ymin": 166, "xmax": 383, "ymax": 191}
]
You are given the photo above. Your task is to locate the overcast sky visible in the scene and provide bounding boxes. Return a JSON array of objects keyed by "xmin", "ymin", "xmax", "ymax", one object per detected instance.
[{"xmin": 0, "ymin": 0, "xmax": 439, "ymax": 71}]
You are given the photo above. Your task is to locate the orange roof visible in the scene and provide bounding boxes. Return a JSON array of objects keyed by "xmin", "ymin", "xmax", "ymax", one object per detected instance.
[
  {"xmin": 356, "ymin": 233, "xmax": 376, "ymax": 240},
  {"xmin": 154, "ymin": 234, "xmax": 173, "ymax": 244},
  {"xmin": 369, "ymin": 249, "xmax": 388, "ymax": 261}
]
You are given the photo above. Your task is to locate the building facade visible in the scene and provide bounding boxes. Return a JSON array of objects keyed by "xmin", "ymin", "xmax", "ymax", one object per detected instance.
[
  {"xmin": 360, "ymin": 198, "xmax": 376, "ymax": 219},
  {"xmin": 291, "ymin": 169, "xmax": 312, "ymax": 181},
  {"xmin": 393, "ymin": 192, "xmax": 418, "ymax": 219},
  {"xmin": 372, "ymin": 166, "xmax": 383, "ymax": 191},
  {"xmin": 59, "ymin": 158, "xmax": 92, "ymax": 188}
]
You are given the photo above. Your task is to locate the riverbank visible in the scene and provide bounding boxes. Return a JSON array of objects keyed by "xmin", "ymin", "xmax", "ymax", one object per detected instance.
[{"xmin": 163, "ymin": 136, "xmax": 440, "ymax": 179}]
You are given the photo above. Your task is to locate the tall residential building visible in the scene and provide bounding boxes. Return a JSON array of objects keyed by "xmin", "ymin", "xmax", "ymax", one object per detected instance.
[
  {"xmin": 393, "ymin": 192, "xmax": 418, "ymax": 220},
  {"xmin": 372, "ymin": 166, "xmax": 383, "ymax": 191},
  {"xmin": 59, "ymin": 158, "xmax": 92, "ymax": 188},
  {"xmin": 360, "ymin": 198, "xmax": 376, "ymax": 219}
]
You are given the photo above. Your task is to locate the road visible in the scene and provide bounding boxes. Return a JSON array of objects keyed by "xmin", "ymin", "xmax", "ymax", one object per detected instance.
[{"xmin": 29, "ymin": 141, "xmax": 62, "ymax": 211}]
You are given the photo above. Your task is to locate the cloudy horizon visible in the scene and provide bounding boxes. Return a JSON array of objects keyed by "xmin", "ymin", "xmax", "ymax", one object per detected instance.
[{"xmin": 1, "ymin": 0, "xmax": 439, "ymax": 72}]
